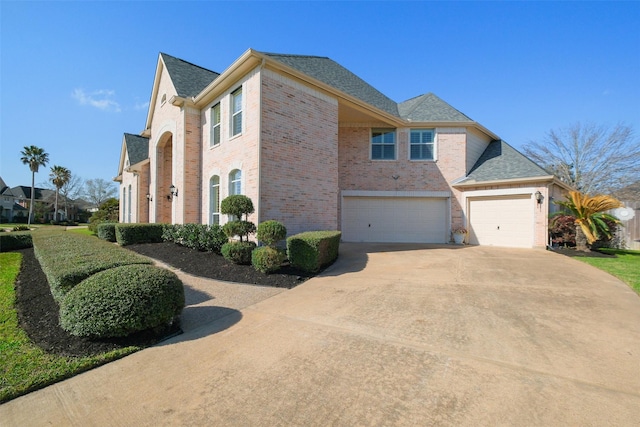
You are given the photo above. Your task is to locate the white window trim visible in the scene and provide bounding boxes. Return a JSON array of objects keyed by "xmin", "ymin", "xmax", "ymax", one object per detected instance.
[
  {"xmin": 408, "ymin": 128, "xmax": 437, "ymax": 162},
  {"xmin": 370, "ymin": 128, "xmax": 397, "ymax": 161},
  {"xmin": 210, "ymin": 103, "xmax": 221, "ymax": 148},
  {"xmin": 230, "ymin": 86, "xmax": 243, "ymax": 138},
  {"xmin": 210, "ymin": 175, "xmax": 221, "ymax": 225}
]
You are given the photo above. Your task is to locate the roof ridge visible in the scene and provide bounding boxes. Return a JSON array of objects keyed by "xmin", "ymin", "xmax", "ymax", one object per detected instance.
[
  {"xmin": 261, "ymin": 51, "xmax": 330, "ymax": 60},
  {"xmin": 398, "ymin": 93, "xmax": 433, "ymax": 117},
  {"xmin": 160, "ymin": 52, "xmax": 220, "ymax": 75}
]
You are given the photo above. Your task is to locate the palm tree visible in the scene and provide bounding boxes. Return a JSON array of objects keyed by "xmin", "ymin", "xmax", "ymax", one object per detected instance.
[
  {"xmin": 20, "ymin": 145, "xmax": 49, "ymax": 225},
  {"xmin": 49, "ymin": 165, "xmax": 71, "ymax": 222},
  {"xmin": 554, "ymin": 190, "xmax": 623, "ymax": 251}
]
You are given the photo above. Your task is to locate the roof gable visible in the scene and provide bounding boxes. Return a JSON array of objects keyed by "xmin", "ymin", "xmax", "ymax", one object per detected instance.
[
  {"xmin": 398, "ymin": 93, "xmax": 473, "ymax": 122},
  {"xmin": 124, "ymin": 133, "xmax": 149, "ymax": 166},
  {"xmin": 461, "ymin": 140, "xmax": 550, "ymax": 183},
  {"xmin": 160, "ymin": 53, "xmax": 220, "ymax": 98},
  {"xmin": 262, "ymin": 52, "xmax": 399, "ymax": 117}
]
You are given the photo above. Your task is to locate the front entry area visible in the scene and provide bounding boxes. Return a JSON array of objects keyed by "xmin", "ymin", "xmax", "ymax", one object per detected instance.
[{"xmin": 341, "ymin": 195, "xmax": 448, "ymax": 243}]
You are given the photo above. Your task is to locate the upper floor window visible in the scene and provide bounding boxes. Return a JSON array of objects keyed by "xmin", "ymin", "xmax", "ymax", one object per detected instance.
[
  {"xmin": 410, "ymin": 129, "xmax": 435, "ymax": 160},
  {"xmin": 229, "ymin": 169, "xmax": 242, "ymax": 195},
  {"xmin": 210, "ymin": 175, "xmax": 220, "ymax": 225},
  {"xmin": 371, "ymin": 129, "xmax": 396, "ymax": 160},
  {"xmin": 210, "ymin": 103, "xmax": 221, "ymax": 147},
  {"xmin": 231, "ymin": 87, "xmax": 243, "ymax": 137}
]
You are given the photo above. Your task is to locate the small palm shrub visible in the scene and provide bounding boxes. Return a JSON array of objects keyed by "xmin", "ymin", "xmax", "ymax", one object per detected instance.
[
  {"xmin": 221, "ymin": 241, "xmax": 256, "ymax": 265},
  {"xmin": 60, "ymin": 264, "xmax": 185, "ymax": 338},
  {"xmin": 251, "ymin": 246, "xmax": 285, "ymax": 273}
]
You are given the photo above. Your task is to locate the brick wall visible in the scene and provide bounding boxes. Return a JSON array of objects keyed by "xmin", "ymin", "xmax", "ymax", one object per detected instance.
[{"xmin": 259, "ymin": 69, "xmax": 339, "ymax": 236}]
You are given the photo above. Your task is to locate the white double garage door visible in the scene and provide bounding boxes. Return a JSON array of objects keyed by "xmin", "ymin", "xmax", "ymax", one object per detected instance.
[
  {"xmin": 341, "ymin": 191, "xmax": 450, "ymax": 244},
  {"xmin": 341, "ymin": 191, "xmax": 536, "ymax": 247}
]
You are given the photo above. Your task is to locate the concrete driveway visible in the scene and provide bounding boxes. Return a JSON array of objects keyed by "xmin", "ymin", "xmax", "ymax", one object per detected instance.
[{"xmin": 2, "ymin": 244, "xmax": 640, "ymax": 426}]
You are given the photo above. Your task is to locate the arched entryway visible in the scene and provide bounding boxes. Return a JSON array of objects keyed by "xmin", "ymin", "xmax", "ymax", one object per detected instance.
[{"xmin": 156, "ymin": 132, "xmax": 173, "ymax": 223}]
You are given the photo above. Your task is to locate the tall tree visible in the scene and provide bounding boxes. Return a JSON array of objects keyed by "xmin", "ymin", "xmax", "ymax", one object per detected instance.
[
  {"xmin": 49, "ymin": 165, "xmax": 71, "ymax": 222},
  {"xmin": 61, "ymin": 173, "xmax": 84, "ymax": 219},
  {"xmin": 20, "ymin": 145, "xmax": 49, "ymax": 225},
  {"xmin": 84, "ymin": 178, "xmax": 117, "ymax": 208},
  {"xmin": 523, "ymin": 122, "xmax": 640, "ymax": 195}
]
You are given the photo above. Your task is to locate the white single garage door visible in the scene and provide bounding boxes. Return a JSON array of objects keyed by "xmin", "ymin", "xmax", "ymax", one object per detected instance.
[
  {"xmin": 342, "ymin": 196, "xmax": 448, "ymax": 243},
  {"xmin": 468, "ymin": 195, "xmax": 534, "ymax": 248}
]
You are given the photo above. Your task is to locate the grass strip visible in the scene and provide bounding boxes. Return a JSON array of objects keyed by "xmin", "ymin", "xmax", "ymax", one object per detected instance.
[
  {"xmin": 576, "ymin": 249, "xmax": 640, "ymax": 294},
  {"xmin": 0, "ymin": 252, "xmax": 139, "ymax": 403}
]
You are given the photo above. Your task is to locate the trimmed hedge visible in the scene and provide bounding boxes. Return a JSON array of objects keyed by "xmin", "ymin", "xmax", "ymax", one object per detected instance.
[
  {"xmin": 32, "ymin": 230, "xmax": 152, "ymax": 303},
  {"xmin": 60, "ymin": 264, "xmax": 184, "ymax": 338},
  {"xmin": 97, "ymin": 223, "xmax": 117, "ymax": 242},
  {"xmin": 162, "ymin": 223, "xmax": 227, "ymax": 253},
  {"xmin": 251, "ymin": 246, "xmax": 285, "ymax": 274},
  {"xmin": 115, "ymin": 223, "xmax": 165, "ymax": 246},
  {"xmin": 0, "ymin": 233, "xmax": 33, "ymax": 252},
  {"xmin": 221, "ymin": 241, "xmax": 256, "ymax": 265},
  {"xmin": 287, "ymin": 231, "xmax": 341, "ymax": 273}
]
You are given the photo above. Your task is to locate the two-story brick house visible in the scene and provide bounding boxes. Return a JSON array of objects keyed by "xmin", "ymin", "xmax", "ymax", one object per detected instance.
[{"xmin": 116, "ymin": 49, "xmax": 569, "ymax": 248}]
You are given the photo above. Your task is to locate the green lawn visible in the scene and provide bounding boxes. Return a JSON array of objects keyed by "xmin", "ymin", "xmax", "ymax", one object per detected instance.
[
  {"xmin": 0, "ymin": 252, "xmax": 138, "ymax": 403},
  {"xmin": 576, "ymin": 249, "xmax": 640, "ymax": 295}
]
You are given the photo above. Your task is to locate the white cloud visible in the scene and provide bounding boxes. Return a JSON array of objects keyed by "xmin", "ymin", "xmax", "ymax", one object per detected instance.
[{"xmin": 72, "ymin": 88, "xmax": 121, "ymax": 112}]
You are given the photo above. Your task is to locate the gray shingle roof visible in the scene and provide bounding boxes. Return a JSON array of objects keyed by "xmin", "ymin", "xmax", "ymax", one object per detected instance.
[
  {"xmin": 124, "ymin": 133, "xmax": 149, "ymax": 165},
  {"xmin": 161, "ymin": 53, "xmax": 220, "ymax": 98},
  {"xmin": 398, "ymin": 93, "xmax": 473, "ymax": 122},
  {"xmin": 262, "ymin": 52, "xmax": 400, "ymax": 117},
  {"xmin": 460, "ymin": 140, "xmax": 550, "ymax": 183}
]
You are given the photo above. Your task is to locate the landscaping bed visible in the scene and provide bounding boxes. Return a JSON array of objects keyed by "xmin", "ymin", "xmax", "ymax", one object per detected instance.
[{"xmin": 126, "ymin": 242, "xmax": 317, "ymax": 288}]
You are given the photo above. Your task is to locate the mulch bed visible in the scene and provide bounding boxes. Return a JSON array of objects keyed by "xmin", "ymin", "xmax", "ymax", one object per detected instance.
[
  {"xmin": 550, "ymin": 247, "xmax": 617, "ymax": 258},
  {"xmin": 13, "ymin": 242, "xmax": 315, "ymax": 358}
]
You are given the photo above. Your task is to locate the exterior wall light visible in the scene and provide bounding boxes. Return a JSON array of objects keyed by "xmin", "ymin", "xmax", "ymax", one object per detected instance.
[
  {"xmin": 535, "ymin": 191, "xmax": 544, "ymax": 204},
  {"xmin": 146, "ymin": 193, "xmax": 153, "ymax": 202},
  {"xmin": 169, "ymin": 185, "xmax": 178, "ymax": 198}
]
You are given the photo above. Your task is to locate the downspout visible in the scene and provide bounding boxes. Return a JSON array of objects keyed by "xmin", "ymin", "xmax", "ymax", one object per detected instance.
[{"xmin": 256, "ymin": 58, "xmax": 266, "ymax": 231}]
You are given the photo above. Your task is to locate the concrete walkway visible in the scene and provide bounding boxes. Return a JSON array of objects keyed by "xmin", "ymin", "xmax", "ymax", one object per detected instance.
[{"xmin": 2, "ymin": 244, "xmax": 640, "ymax": 426}]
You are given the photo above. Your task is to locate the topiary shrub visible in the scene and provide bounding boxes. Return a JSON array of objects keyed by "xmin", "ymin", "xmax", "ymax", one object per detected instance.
[
  {"xmin": 220, "ymin": 195, "xmax": 254, "ymax": 220},
  {"xmin": 97, "ymin": 223, "xmax": 117, "ymax": 242},
  {"xmin": 251, "ymin": 246, "xmax": 285, "ymax": 273},
  {"xmin": 59, "ymin": 264, "xmax": 185, "ymax": 338},
  {"xmin": 0, "ymin": 233, "xmax": 33, "ymax": 252},
  {"xmin": 115, "ymin": 223, "xmax": 164, "ymax": 246},
  {"xmin": 256, "ymin": 220, "xmax": 287, "ymax": 246},
  {"xmin": 287, "ymin": 231, "xmax": 341, "ymax": 273},
  {"xmin": 222, "ymin": 221, "xmax": 257, "ymax": 241},
  {"xmin": 221, "ymin": 241, "xmax": 256, "ymax": 265}
]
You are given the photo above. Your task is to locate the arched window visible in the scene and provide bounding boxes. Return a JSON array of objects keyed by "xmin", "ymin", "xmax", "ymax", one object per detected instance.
[
  {"xmin": 229, "ymin": 169, "xmax": 242, "ymax": 195},
  {"xmin": 122, "ymin": 187, "xmax": 127, "ymax": 223},
  {"xmin": 127, "ymin": 184, "xmax": 132, "ymax": 223},
  {"xmin": 210, "ymin": 175, "xmax": 220, "ymax": 225}
]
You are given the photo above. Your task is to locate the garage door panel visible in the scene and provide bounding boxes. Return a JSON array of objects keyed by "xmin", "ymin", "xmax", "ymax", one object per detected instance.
[
  {"xmin": 342, "ymin": 197, "xmax": 447, "ymax": 243},
  {"xmin": 469, "ymin": 196, "xmax": 533, "ymax": 248}
]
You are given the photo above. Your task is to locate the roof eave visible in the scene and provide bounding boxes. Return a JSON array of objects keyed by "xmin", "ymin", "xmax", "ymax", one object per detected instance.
[{"xmin": 452, "ymin": 175, "xmax": 559, "ymax": 188}]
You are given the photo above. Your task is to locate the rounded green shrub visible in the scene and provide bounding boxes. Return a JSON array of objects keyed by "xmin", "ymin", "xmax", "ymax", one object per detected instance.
[
  {"xmin": 220, "ymin": 195, "xmax": 254, "ymax": 219},
  {"xmin": 256, "ymin": 220, "xmax": 287, "ymax": 246},
  {"xmin": 251, "ymin": 246, "xmax": 285, "ymax": 273},
  {"xmin": 221, "ymin": 241, "xmax": 256, "ymax": 265},
  {"xmin": 60, "ymin": 264, "xmax": 185, "ymax": 338},
  {"xmin": 222, "ymin": 221, "xmax": 256, "ymax": 241},
  {"xmin": 97, "ymin": 222, "xmax": 117, "ymax": 242}
]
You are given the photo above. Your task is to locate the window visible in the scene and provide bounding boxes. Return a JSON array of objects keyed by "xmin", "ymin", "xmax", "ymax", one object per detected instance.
[
  {"xmin": 229, "ymin": 169, "xmax": 242, "ymax": 195},
  {"xmin": 210, "ymin": 103, "xmax": 221, "ymax": 147},
  {"xmin": 231, "ymin": 87, "xmax": 243, "ymax": 136},
  {"xmin": 371, "ymin": 129, "xmax": 396, "ymax": 160},
  {"xmin": 210, "ymin": 175, "xmax": 220, "ymax": 225},
  {"xmin": 410, "ymin": 129, "xmax": 435, "ymax": 160}
]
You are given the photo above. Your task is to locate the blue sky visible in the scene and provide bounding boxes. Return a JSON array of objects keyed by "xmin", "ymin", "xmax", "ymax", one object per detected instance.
[{"xmin": 1, "ymin": 1, "xmax": 639, "ymax": 189}]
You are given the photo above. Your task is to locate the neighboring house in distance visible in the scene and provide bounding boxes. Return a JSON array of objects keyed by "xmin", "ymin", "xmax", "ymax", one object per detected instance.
[
  {"xmin": 1, "ymin": 177, "xmax": 23, "ymax": 222},
  {"xmin": 10, "ymin": 185, "xmax": 87, "ymax": 222},
  {"xmin": 115, "ymin": 49, "xmax": 571, "ymax": 248}
]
